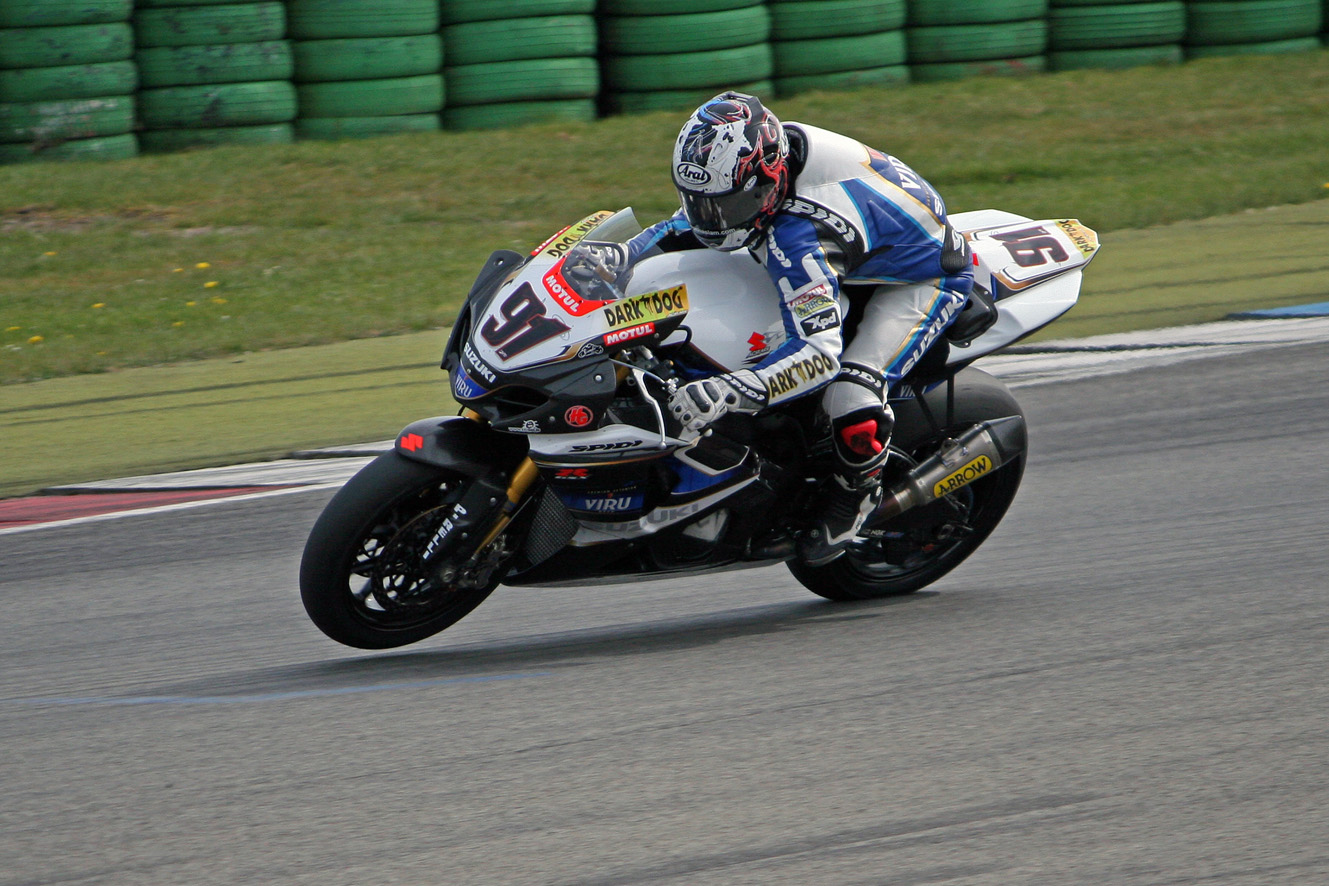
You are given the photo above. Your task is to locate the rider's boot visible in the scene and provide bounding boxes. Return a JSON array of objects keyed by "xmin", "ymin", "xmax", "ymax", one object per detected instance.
[{"xmin": 797, "ymin": 408, "xmax": 893, "ymax": 567}]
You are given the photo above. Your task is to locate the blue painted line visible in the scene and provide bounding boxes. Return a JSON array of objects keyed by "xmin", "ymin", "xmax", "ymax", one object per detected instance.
[
  {"xmin": 1229, "ymin": 301, "xmax": 1329, "ymax": 319},
  {"xmin": 3, "ymin": 672, "xmax": 551, "ymax": 707}
]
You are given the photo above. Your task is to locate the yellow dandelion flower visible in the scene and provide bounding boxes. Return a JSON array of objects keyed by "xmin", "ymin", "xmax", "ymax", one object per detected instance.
[
  {"xmin": 204, "ymin": 281, "xmax": 219, "ymax": 289},
  {"xmin": 172, "ymin": 321, "xmax": 185, "ymax": 328},
  {"xmin": 28, "ymin": 335, "xmax": 44, "ymax": 344},
  {"xmin": 92, "ymin": 303, "xmax": 105, "ymax": 309},
  {"xmin": 210, "ymin": 297, "xmax": 227, "ymax": 305},
  {"xmin": 196, "ymin": 262, "xmax": 211, "ymax": 269},
  {"xmin": 186, "ymin": 301, "xmax": 197, "ymax": 307},
  {"xmin": 43, "ymin": 251, "xmax": 57, "ymax": 257},
  {"xmin": 6, "ymin": 326, "xmax": 20, "ymax": 332},
  {"xmin": 174, "ymin": 267, "xmax": 184, "ymax": 273}
]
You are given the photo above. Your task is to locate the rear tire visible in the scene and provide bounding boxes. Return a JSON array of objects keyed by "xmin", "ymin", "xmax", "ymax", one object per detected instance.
[
  {"xmin": 299, "ymin": 452, "xmax": 501, "ymax": 649},
  {"xmin": 789, "ymin": 367, "xmax": 1026, "ymax": 601}
]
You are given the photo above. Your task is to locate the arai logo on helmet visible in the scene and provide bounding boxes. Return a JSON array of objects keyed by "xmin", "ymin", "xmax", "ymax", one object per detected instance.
[{"xmin": 675, "ymin": 163, "xmax": 711, "ymax": 186}]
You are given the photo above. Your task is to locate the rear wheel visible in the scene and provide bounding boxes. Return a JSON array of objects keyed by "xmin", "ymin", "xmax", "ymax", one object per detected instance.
[
  {"xmin": 299, "ymin": 452, "xmax": 504, "ymax": 648},
  {"xmin": 788, "ymin": 367, "xmax": 1026, "ymax": 601}
]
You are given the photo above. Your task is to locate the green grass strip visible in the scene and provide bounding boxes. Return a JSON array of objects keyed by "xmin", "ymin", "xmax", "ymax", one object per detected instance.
[{"xmin": 2, "ymin": 53, "xmax": 1326, "ymax": 385}]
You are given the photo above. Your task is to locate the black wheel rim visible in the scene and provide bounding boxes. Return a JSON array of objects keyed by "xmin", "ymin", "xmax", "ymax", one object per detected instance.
[
  {"xmin": 842, "ymin": 481, "xmax": 981, "ymax": 583},
  {"xmin": 343, "ymin": 479, "xmax": 473, "ymax": 631}
]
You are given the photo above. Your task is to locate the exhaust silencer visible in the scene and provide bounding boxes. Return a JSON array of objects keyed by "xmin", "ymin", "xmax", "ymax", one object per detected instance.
[{"xmin": 875, "ymin": 415, "xmax": 1026, "ymax": 521}]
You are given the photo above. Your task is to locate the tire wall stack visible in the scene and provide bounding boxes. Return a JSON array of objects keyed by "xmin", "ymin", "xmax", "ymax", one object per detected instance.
[
  {"xmin": 133, "ymin": 0, "xmax": 295, "ymax": 152},
  {"xmin": 906, "ymin": 0, "xmax": 1049, "ymax": 82},
  {"xmin": 770, "ymin": 0, "xmax": 908, "ymax": 97},
  {"xmin": 4, "ymin": 1, "xmax": 1329, "ymax": 166},
  {"xmin": 1047, "ymin": 0, "xmax": 1186, "ymax": 70},
  {"xmin": 291, "ymin": 0, "xmax": 442, "ymax": 140},
  {"xmin": 597, "ymin": 0, "xmax": 773, "ymax": 115},
  {"xmin": 0, "ymin": 0, "xmax": 138, "ymax": 164},
  {"xmin": 1183, "ymin": 0, "xmax": 1323, "ymax": 59},
  {"xmin": 441, "ymin": 0, "xmax": 598, "ymax": 131}
]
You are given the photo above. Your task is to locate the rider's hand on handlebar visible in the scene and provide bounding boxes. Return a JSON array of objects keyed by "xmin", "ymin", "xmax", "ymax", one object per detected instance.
[
  {"xmin": 668, "ymin": 371, "xmax": 767, "ymax": 436},
  {"xmin": 563, "ymin": 242, "xmax": 632, "ymax": 293}
]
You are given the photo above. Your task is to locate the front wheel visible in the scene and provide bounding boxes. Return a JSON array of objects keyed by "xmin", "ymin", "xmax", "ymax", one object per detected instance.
[
  {"xmin": 299, "ymin": 452, "xmax": 502, "ymax": 649},
  {"xmin": 788, "ymin": 367, "xmax": 1026, "ymax": 601}
]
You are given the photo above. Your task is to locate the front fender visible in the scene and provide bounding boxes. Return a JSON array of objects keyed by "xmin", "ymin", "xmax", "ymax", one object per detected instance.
[{"xmin": 394, "ymin": 415, "xmax": 528, "ymax": 477}]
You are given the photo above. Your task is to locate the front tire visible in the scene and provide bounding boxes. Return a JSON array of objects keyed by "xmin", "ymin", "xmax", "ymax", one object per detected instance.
[
  {"xmin": 788, "ymin": 367, "xmax": 1026, "ymax": 601},
  {"xmin": 299, "ymin": 452, "xmax": 501, "ymax": 649}
]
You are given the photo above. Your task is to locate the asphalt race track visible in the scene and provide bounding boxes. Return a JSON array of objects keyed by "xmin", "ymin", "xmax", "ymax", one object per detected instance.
[{"xmin": 3, "ymin": 340, "xmax": 1328, "ymax": 885}]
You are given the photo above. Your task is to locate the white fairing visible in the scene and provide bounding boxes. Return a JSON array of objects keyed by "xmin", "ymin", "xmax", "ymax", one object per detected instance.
[
  {"xmin": 626, "ymin": 208, "xmax": 1098, "ymax": 370},
  {"xmin": 468, "ymin": 206, "xmax": 1096, "ymax": 378},
  {"xmin": 626, "ymin": 248, "xmax": 785, "ymax": 371},
  {"xmin": 948, "ymin": 209, "xmax": 1099, "ymax": 361}
]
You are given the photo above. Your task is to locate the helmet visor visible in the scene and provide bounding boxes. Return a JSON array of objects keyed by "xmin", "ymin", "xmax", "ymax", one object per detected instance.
[{"xmin": 679, "ymin": 179, "xmax": 777, "ymax": 240}]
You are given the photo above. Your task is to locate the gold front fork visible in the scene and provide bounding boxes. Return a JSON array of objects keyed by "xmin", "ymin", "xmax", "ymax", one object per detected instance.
[{"xmin": 474, "ymin": 456, "xmax": 539, "ymax": 552}]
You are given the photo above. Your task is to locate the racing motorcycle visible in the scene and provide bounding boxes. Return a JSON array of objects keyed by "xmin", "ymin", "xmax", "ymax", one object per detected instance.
[{"xmin": 300, "ymin": 207, "xmax": 1099, "ymax": 648}]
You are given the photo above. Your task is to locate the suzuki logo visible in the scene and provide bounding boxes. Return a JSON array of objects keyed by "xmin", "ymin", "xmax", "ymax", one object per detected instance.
[{"xmin": 399, "ymin": 433, "xmax": 424, "ymax": 452}]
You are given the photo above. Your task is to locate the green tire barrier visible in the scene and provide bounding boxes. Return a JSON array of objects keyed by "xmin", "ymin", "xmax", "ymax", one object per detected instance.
[
  {"xmin": 137, "ymin": 80, "xmax": 296, "ymax": 127},
  {"xmin": 445, "ymin": 57, "xmax": 598, "ymax": 105},
  {"xmin": 295, "ymin": 113, "xmax": 439, "ymax": 138},
  {"xmin": 908, "ymin": 0, "xmax": 1048, "ymax": 25},
  {"xmin": 443, "ymin": 16, "xmax": 595, "ymax": 66},
  {"xmin": 1050, "ymin": 43, "xmax": 1181, "ymax": 67},
  {"xmin": 133, "ymin": 2, "xmax": 286, "ymax": 48},
  {"xmin": 137, "ymin": 41, "xmax": 293, "ymax": 87},
  {"xmin": 775, "ymin": 64, "xmax": 909, "ymax": 96},
  {"xmin": 441, "ymin": 0, "xmax": 595, "ymax": 24},
  {"xmin": 0, "ymin": 95, "xmax": 134, "ymax": 142},
  {"xmin": 907, "ymin": 19, "xmax": 1048, "ymax": 62},
  {"xmin": 774, "ymin": 30, "xmax": 907, "ymax": 76},
  {"xmin": 0, "ymin": 23, "xmax": 132, "ymax": 68},
  {"xmin": 0, "ymin": 60, "xmax": 136, "ymax": 102},
  {"xmin": 1185, "ymin": 0, "xmax": 1323, "ymax": 45},
  {"xmin": 137, "ymin": 0, "xmax": 268, "ymax": 6},
  {"xmin": 287, "ymin": 0, "xmax": 438, "ymax": 39},
  {"xmin": 600, "ymin": 7, "xmax": 771, "ymax": 55},
  {"xmin": 1048, "ymin": 0, "xmax": 1168, "ymax": 5},
  {"xmin": 602, "ymin": 43, "xmax": 774, "ymax": 90},
  {"xmin": 910, "ymin": 55, "xmax": 1046, "ymax": 81},
  {"xmin": 769, "ymin": 0, "xmax": 905, "ymax": 39},
  {"xmin": 442, "ymin": 98, "xmax": 596, "ymax": 130},
  {"xmin": 138, "ymin": 122, "xmax": 293, "ymax": 150},
  {"xmin": 294, "ymin": 35, "xmax": 441, "ymax": 82},
  {"xmin": 296, "ymin": 75, "xmax": 444, "ymax": 116},
  {"xmin": 0, "ymin": 0, "xmax": 130, "ymax": 28},
  {"xmin": 1048, "ymin": 2, "xmax": 1185, "ymax": 50},
  {"xmin": 603, "ymin": 79, "xmax": 774, "ymax": 113},
  {"xmin": 0, "ymin": 132, "xmax": 136, "ymax": 162},
  {"xmin": 596, "ymin": 0, "xmax": 760, "ymax": 14},
  {"xmin": 1185, "ymin": 36, "xmax": 1322, "ymax": 57}
]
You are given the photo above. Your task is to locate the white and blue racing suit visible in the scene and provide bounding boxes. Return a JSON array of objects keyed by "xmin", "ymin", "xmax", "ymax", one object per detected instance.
[{"xmin": 629, "ymin": 122, "xmax": 974, "ymax": 474}]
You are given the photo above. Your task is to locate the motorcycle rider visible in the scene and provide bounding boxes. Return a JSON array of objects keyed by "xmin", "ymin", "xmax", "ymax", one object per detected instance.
[{"xmin": 611, "ymin": 91, "xmax": 974, "ymax": 565}]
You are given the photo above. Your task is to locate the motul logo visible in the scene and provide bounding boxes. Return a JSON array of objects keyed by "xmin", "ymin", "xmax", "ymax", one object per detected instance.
[{"xmin": 605, "ymin": 323, "xmax": 654, "ymax": 345}]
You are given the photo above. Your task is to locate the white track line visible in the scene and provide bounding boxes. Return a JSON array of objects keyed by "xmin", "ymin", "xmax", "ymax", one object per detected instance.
[{"xmin": 0, "ymin": 483, "xmax": 344, "ymax": 537}]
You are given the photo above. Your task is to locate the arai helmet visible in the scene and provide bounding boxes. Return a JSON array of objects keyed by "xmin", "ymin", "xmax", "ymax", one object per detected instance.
[{"xmin": 672, "ymin": 92, "xmax": 790, "ymax": 251}]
